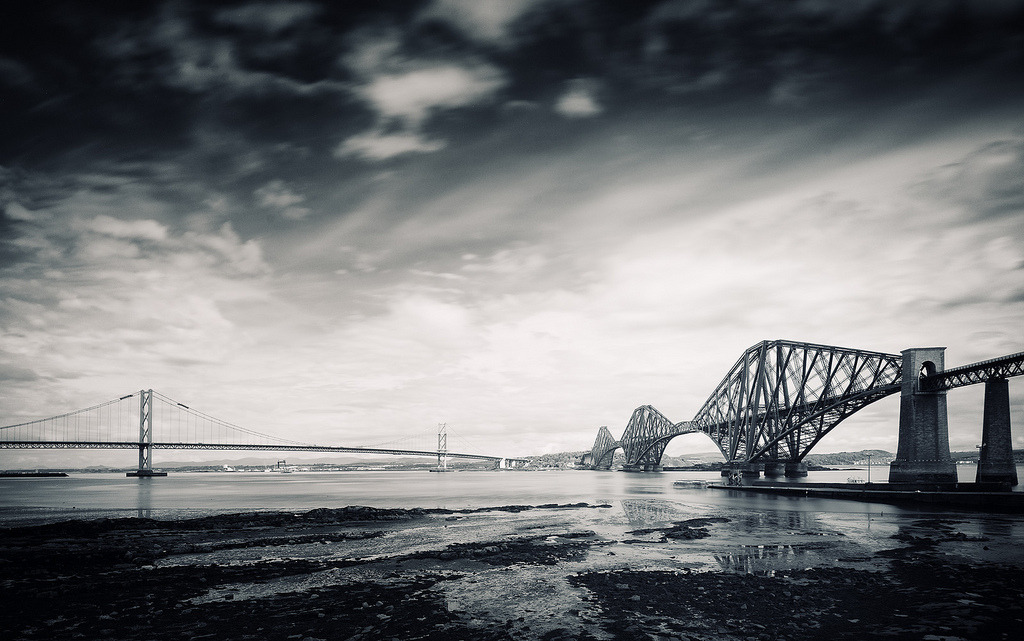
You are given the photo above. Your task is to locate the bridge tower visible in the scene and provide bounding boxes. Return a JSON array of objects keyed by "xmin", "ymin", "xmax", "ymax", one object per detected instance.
[
  {"xmin": 888, "ymin": 348, "xmax": 957, "ymax": 484},
  {"xmin": 127, "ymin": 389, "xmax": 164, "ymax": 477},
  {"xmin": 977, "ymin": 377, "xmax": 1018, "ymax": 485},
  {"xmin": 436, "ymin": 423, "xmax": 449, "ymax": 471}
]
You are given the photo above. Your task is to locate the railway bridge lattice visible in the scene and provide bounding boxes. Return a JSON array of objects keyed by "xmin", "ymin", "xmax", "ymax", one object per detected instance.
[{"xmin": 583, "ymin": 339, "xmax": 1023, "ymax": 484}]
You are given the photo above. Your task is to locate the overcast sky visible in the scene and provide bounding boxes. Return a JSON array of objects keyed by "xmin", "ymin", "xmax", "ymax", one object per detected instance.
[{"xmin": 2, "ymin": 0, "xmax": 1023, "ymax": 467}]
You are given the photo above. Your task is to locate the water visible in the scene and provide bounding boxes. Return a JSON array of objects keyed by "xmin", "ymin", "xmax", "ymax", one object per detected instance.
[
  {"xmin": 3, "ymin": 464, "xmax": 1022, "ymax": 526},
  {"xmin": 758, "ymin": 463, "xmax": 1024, "ymax": 488}
]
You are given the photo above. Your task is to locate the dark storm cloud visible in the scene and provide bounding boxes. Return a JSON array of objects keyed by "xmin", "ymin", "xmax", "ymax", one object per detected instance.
[
  {"xmin": 1, "ymin": 0, "xmax": 1021, "ymax": 272},
  {"xmin": 495, "ymin": 0, "xmax": 1024, "ymax": 108},
  {"xmin": 3, "ymin": 0, "xmax": 1022, "ymax": 171}
]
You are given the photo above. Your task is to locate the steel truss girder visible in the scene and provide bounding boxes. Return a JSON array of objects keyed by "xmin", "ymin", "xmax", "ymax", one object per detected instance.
[
  {"xmin": 620, "ymin": 405, "xmax": 693, "ymax": 468},
  {"xmin": 0, "ymin": 441, "xmax": 139, "ymax": 449},
  {"xmin": 921, "ymin": 350, "xmax": 1024, "ymax": 391},
  {"xmin": 587, "ymin": 426, "xmax": 620, "ymax": 469},
  {"xmin": 744, "ymin": 383, "xmax": 900, "ymax": 461},
  {"xmin": 598, "ymin": 341, "xmax": 1022, "ymax": 470},
  {"xmin": 625, "ymin": 420, "xmax": 702, "ymax": 467},
  {"xmin": 687, "ymin": 340, "xmax": 903, "ymax": 463}
]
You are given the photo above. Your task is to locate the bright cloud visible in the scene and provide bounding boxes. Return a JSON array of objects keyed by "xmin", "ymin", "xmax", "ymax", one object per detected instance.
[
  {"xmin": 338, "ymin": 30, "xmax": 507, "ymax": 162},
  {"xmin": 86, "ymin": 215, "xmax": 169, "ymax": 241},
  {"xmin": 359, "ymin": 64, "xmax": 506, "ymax": 125},
  {"xmin": 334, "ymin": 130, "xmax": 447, "ymax": 161},
  {"xmin": 554, "ymin": 80, "xmax": 603, "ymax": 118}
]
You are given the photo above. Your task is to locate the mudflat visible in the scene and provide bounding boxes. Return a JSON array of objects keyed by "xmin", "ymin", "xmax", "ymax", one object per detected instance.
[{"xmin": 2, "ymin": 501, "xmax": 1023, "ymax": 640}]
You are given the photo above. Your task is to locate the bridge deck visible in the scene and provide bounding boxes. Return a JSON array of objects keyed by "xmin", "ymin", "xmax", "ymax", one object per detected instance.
[{"xmin": 0, "ymin": 441, "xmax": 519, "ymax": 463}]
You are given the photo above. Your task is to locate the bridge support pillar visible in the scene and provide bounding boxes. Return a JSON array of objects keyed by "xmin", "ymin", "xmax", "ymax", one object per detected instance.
[
  {"xmin": 763, "ymin": 462, "xmax": 786, "ymax": 477},
  {"xmin": 784, "ymin": 462, "xmax": 808, "ymax": 477},
  {"xmin": 977, "ymin": 377, "xmax": 1018, "ymax": 486},
  {"xmin": 127, "ymin": 389, "xmax": 166, "ymax": 478},
  {"xmin": 889, "ymin": 348, "xmax": 958, "ymax": 484}
]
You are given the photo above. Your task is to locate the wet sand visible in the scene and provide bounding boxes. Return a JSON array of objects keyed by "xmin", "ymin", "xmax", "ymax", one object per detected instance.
[{"xmin": 2, "ymin": 500, "xmax": 1023, "ymax": 640}]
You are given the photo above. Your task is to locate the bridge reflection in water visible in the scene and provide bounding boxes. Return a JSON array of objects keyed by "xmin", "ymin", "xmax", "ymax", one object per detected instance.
[{"xmin": 714, "ymin": 545, "xmax": 814, "ymax": 576}]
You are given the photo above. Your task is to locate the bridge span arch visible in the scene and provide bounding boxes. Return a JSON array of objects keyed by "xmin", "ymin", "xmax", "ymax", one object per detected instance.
[
  {"xmin": 629, "ymin": 429, "xmax": 726, "ymax": 471},
  {"xmin": 585, "ymin": 340, "xmax": 1024, "ymax": 479},
  {"xmin": 585, "ymin": 339, "xmax": 905, "ymax": 471},
  {"xmin": 582, "ymin": 426, "xmax": 619, "ymax": 470}
]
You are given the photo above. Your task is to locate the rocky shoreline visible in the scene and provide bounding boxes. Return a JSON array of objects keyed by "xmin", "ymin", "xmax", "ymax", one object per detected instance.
[{"xmin": 3, "ymin": 503, "xmax": 1023, "ymax": 640}]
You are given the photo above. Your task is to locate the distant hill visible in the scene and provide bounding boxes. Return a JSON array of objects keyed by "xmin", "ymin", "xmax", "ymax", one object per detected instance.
[
  {"xmin": 951, "ymin": 450, "xmax": 1024, "ymax": 463},
  {"xmin": 527, "ymin": 449, "xmax": 898, "ymax": 469},
  {"xmin": 804, "ymin": 450, "xmax": 893, "ymax": 466},
  {"xmin": 522, "ymin": 451, "xmax": 588, "ymax": 468}
]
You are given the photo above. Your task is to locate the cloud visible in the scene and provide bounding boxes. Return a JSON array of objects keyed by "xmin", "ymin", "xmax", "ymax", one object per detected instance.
[
  {"xmin": 0, "ymin": 168, "xmax": 272, "ymax": 364},
  {"xmin": 358, "ymin": 64, "xmax": 506, "ymax": 125},
  {"xmin": 213, "ymin": 2, "xmax": 321, "ymax": 34},
  {"xmin": 916, "ymin": 138, "xmax": 1024, "ymax": 221},
  {"xmin": 632, "ymin": 0, "xmax": 1024, "ymax": 106},
  {"xmin": 3, "ymin": 201, "xmax": 38, "ymax": 222},
  {"xmin": 254, "ymin": 180, "xmax": 312, "ymax": 220},
  {"xmin": 4, "ymin": 2, "xmax": 1024, "ymax": 459},
  {"xmin": 87, "ymin": 215, "xmax": 169, "ymax": 241},
  {"xmin": 553, "ymin": 79, "xmax": 603, "ymax": 118},
  {"xmin": 97, "ymin": 4, "xmax": 343, "ymax": 97},
  {"xmin": 418, "ymin": 0, "xmax": 545, "ymax": 45},
  {"xmin": 334, "ymin": 129, "xmax": 446, "ymax": 161},
  {"xmin": 337, "ymin": 29, "xmax": 507, "ymax": 161}
]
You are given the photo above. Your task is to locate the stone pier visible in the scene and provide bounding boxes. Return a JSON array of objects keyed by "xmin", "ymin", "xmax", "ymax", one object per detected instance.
[
  {"xmin": 784, "ymin": 462, "xmax": 808, "ymax": 477},
  {"xmin": 888, "ymin": 347, "xmax": 958, "ymax": 484},
  {"xmin": 977, "ymin": 377, "xmax": 1018, "ymax": 486},
  {"xmin": 763, "ymin": 462, "xmax": 786, "ymax": 477}
]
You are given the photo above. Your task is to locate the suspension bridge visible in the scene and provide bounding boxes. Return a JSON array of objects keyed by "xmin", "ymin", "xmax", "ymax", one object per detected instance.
[
  {"xmin": 582, "ymin": 340, "xmax": 1024, "ymax": 485},
  {"xmin": 0, "ymin": 390, "xmax": 527, "ymax": 475}
]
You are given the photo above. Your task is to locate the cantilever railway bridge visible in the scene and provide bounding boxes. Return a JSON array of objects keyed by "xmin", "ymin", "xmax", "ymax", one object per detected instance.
[
  {"xmin": 0, "ymin": 390, "xmax": 526, "ymax": 474},
  {"xmin": 582, "ymin": 340, "xmax": 1024, "ymax": 483}
]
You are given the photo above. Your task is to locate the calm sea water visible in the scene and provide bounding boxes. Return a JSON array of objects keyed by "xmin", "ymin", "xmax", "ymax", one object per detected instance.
[{"xmin": 2, "ymin": 464, "xmax": 1021, "ymax": 526}]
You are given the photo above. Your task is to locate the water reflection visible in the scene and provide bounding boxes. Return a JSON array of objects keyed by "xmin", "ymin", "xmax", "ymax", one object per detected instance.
[
  {"xmin": 714, "ymin": 544, "xmax": 811, "ymax": 575},
  {"xmin": 4, "ymin": 469, "xmax": 1023, "ymax": 528},
  {"xmin": 979, "ymin": 518, "xmax": 1015, "ymax": 538},
  {"xmin": 135, "ymin": 478, "xmax": 153, "ymax": 519},
  {"xmin": 738, "ymin": 510, "xmax": 814, "ymax": 531},
  {"xmin": 620, "ymin": 499, "xmax": 682, "ymax": 525}
]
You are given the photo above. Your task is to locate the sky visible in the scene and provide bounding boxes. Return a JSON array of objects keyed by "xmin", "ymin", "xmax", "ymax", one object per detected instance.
[{"xmin": 2, "ymin": 0, "xmax": 1024, "ymax": 467}]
